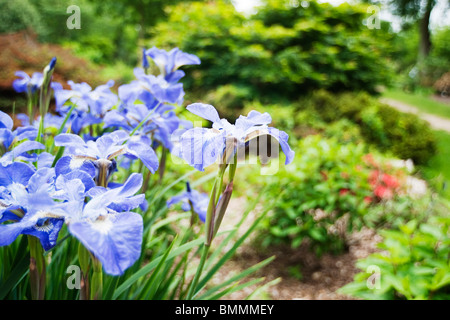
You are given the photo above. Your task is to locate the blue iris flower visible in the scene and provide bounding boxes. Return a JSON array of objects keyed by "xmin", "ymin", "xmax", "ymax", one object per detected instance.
[
  {"xmin": 166, "ymin": 182, "xmax": 208, "ymax": 223},
  {"xmin": 54, "ymin": 173, "xmax": 145, "ymax": 275},
  {"xmin": 0, "ymin": 111, "xmax": 44, "ymax": 165},
  {"xmin": 175, "ymin": 103, "xmax": 295, "ymax": 171},
  {"xmin": 54, "ymin": 130, "xmax": 159, "ymax": 183},
  {"xmin": 16, "ymin": 112, "xmax": 70, "ymax": 133},
  {"xmin": 54, "ymin": 80, "xmax": 118, "ymax": 116},
  {"xmin": 0, "ymin": 163, "xmax": 65, "ymax": 251},
  {"xmin": 12, "ymin": 71, "xmax": 44, "ymax": 94},
  {"xmin": 118, "ymin": 68, "xmax": 185, "ymax": 106},
  {"xmin": 103, "ymin": 103, "xmax": 192, "ymax": 151},
  {"xmin": 53, "ymin": 80, "xmax": 118, "ymax": 134},
  {"xmin": 145, "ymin": 47, "xmax": 201, "ymax": 83},
  {"xmin": 0, "ymin": 162, "xmax": 145, "ymax": 275},
  {"xmin": 142, "ymin": 48, "xmax": 150, "ymax": 70}
]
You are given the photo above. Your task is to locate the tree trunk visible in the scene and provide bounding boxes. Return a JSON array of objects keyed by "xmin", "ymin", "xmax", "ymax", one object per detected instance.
[{"xmin": 418, "ymin": 0, "xmax": 433, "ymax": 60}]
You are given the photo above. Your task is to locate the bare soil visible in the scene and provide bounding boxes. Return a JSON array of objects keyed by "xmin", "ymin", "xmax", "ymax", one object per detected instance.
[{"xmin": 205, "ymin": 197, "xmax": 383, "ymax": 300}]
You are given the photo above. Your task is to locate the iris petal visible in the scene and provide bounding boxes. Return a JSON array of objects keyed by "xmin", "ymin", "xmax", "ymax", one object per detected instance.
[
  {"xmin": 186, "ymin": 103, "xmax": 221, "ymax": 123},
  {"xmin": 267, "ymin": 127, "xmax": 295, "ymax": 165},
  {"xmin": 69, "ymin": 212, "xmax": 143, "ymax": 276}
]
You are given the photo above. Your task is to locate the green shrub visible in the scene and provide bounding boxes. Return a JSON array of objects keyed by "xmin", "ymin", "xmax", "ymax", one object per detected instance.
[
  {"xmin": 257, "ymin": 135, "xmax": 375, "ymax": 255},
  {"xmin": 297, "ymin": 90, "xmax": 437, "ymax": 164},
  {"xmin": 0, "ymin": 0, "xmax": 43, "ymax": 34},
  {"xmin": 323, "ymin": 119, "xmax": 364, "ymax": 145},
  {"xmin": 203, "ymin": 84, "xmax": 256, "ymax": 119},
  {"xmin": 374, "ymin": 104, "xmax": 436, "ymax": 165},
  {"xmin": 151, "ymin": 0, "xmax": 394, "ymax": 98},
  {"xmin": 253, "ymin": 133, "xmax": 430, "ymax": 256},
  {"xmin": 339, "ymin": 215, "xmax": 450, "ymax": 300}
]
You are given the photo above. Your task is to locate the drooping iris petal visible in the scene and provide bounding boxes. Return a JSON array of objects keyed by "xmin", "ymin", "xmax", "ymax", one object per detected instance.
[
  {"xmin": 68, "ymin": 212, "xmax": 143, "ymax": 276},
  {"xmin": 167, "ymin": 188, "xmax": 209, "ymax": 223},
  {"xmin": 186, "ymin": 103, "xmax": 221, "ymax": 123},
  {"xmin": 54, "ymin": 133, "xmax": 86, "ymax": 150},
  {"xmin": 0, "ymin": 162, "xmax": 35, "ymax": 187},
  {"xmin": 0, "ymin": 211, "xmax": 21, "ymax": 223},
  {"xmin": 14, "ymin": 126, "xmax": 38, "ymax": 141},
  {"xmin": 12, "ymin": 71, "xmax": 43, "ymax": 94},
  {"xmin": 125, "ymin": 141, "xmax": 159, "ymax": 174},
  {"xmin": 37, "ymin": 152, "xmax": 55, "ymax": 169},
  {"xmin": 22, "ymin": 218, "xmax": 64, "ymax": 251},
  {"xmin": 83, "ymin": 173, "xmax": 145, "ymax": 220},
  {"xmin": 0, "ymin": 110, "xmax": 13, "ymax": 130},
  {"xmin": 0, "ymin": 222, "xmax": 23, "ymax": 247},
  {"xmin": 0, "ymin": 191, "xmax": 66, "ymax": 251},
  {"xmin": 267, "ymin": 127, "xmax": 295, "ymax": 165},
  {"xmin": 171, "ymin": 49, "xmax": 201, "ymax": 72},
  {"xmin": 0, "ymin": 141, "xmax": 45, "ymax": 165},
  {"xmin": 179, "ymin": 128, "xmax": 225, "ymax": 172},
  {"xmin": 55, "ymin": 156, "xmax": 96, "ymax": 178}
]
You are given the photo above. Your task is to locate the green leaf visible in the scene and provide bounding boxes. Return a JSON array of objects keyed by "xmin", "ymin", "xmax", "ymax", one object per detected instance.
[
  {"xmin": 0, "ymin": 252, "xmax": 29, "ymax": 300},
  {"xmin": 113, "ymin": 230, "xmax": 232, "ymax": 299},
  {"xmin": 197, "ymin": 256, "xmax": 275, "ymax": 300},
  {"xmin": 195, "ymin": 207, "xmax": 270, "ymax": 294}
]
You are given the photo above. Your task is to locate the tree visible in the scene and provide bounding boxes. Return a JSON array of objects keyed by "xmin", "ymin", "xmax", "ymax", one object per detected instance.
[{"xmin": 371, "ymin": 0, "xmax": 448, "ymax": 60}]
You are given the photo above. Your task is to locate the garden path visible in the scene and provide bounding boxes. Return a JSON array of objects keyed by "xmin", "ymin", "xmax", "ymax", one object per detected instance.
[{"xmin": 380, "ymin": 98, "xmax": 450, "ymax": 132}]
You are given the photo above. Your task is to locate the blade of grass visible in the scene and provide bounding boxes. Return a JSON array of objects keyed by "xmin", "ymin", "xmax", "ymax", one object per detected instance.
[
  {"xmin": 245, "ymin": 277, "xmax": 281, "ymax": 300},
  {"xmin": 113, "ymin": 229, "xmax": 232, "ymax": 299},
  {"xmin": 0, "ymin": 253, "xmax": 30, "ymax": 299},
  {"xmin": 196, "ymin": 256, "xmax": 275, "ymax": 300},
  {"xmin": 206, "ymin": 277, "xmax": 265, "ymax": 300},
  {"xmin": 138, "ymin": 235, "xmax": 178, "ymax": 299},
  {"xmin": 195, "ymin": 206, "xmax": 271, "ymax": 293}
]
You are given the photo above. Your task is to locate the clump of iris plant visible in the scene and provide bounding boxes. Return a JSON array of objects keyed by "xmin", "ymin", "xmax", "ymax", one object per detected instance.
[{"xmin": 172, "ymin": 103, "xmax": 295, "ymax": 299}]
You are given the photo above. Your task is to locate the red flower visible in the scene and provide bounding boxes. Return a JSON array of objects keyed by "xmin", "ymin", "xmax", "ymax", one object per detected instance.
[
  {"xmin": 339, "ymin": 188, "xmax": 350, "ymax": 196},
  {"xmin": 369, "ymin": 170, "xmax": 379, "ymax": 186},
  {"xmin": 374, "ymin": 185, "xmax": 393, "ymax": 199},
  {"xmin": 382, "ymin": 173, "xmax": 399, "ymax": 189}
]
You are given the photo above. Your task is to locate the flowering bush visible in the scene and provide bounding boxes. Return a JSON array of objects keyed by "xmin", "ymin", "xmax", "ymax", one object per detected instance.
[
  {"xmin": 254, "ymin": 135, "xmax": 418, "ymax": 255},
  {"xmin": 0, "ymin": 48, "xmax": 294, "ymax": 300}
]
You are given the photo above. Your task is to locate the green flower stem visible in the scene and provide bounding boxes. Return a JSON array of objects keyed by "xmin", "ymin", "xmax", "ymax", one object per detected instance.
[
  {"xmin": 78, "ymin": 243, "xmax": 90, "ymax": 300},
  {"xmin": 228, "ymin": 153, "xmax": 237, "ymax": 183},
  {"xmin": 28, "ymin": 236, "xmax": 46, "ymax": 300},
  {"xmin": 49, "ymin": 103, "xmax": 76, "ymax": 155},
  {"xmin": 186, "ymin": 244, "xmax": 210, "ymax": 300},
  {"xmin": 188, "ymin": 199, "xmax": 198, "ymax": 227},
  {"xmin": 158, "ymin": 147, "xmax": 167, "ymax": 184},
  {"xmin": 26, "ymin": 93, "xmax": 37, "ymax": 126},
  {"xmin": 205, "ymin": 177, "xmax": 218, "ymax": 246},
  {"xmin": 90, "ymin": 256, "xmax": 103, "ymax": 300},
  {"xmin": 215, "ymin": 164, "xmax": 228, "ymax": 204},
  {"xmin": 37, "ymin": 71, "xmax": 54, "ymax": 146}
]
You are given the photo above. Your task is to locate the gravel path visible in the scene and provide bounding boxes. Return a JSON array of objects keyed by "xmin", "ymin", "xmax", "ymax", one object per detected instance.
[{"xmin": 380, "ymin": 98, "xmax": 450, "ymax": 132}]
